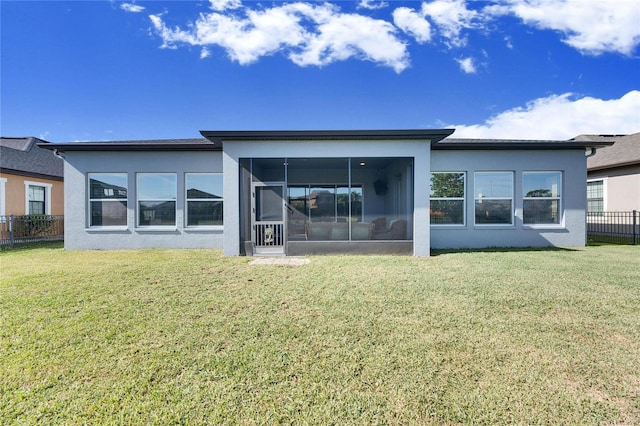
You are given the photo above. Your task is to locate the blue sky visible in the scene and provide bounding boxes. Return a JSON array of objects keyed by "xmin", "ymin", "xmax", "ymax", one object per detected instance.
[{"xmin": 1, "ymin": 0, "xmax": 639, "ymax": 142}]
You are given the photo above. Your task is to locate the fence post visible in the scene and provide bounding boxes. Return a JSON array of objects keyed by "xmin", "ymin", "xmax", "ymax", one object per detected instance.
[
  {"xmin": 9, "ymin": 214, "xmax": 14, "ymax": 248},
  {"xmin": 634, "ymin": 210, "xmax": 638, "ymax": 245}
]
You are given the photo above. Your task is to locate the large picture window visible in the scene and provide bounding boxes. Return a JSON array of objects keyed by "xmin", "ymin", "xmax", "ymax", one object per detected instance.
[
  {"xmin": 523, "ymin": 171, "xmax": 562, "ymax": 225},
  {"xmin": 137, "ymin": 173, "xmax": 177, "ymax": 227},
  {"xmin": 288, "ymin": 185, "xmax": 363, "ymax": 222},
  {"xmin": 89, "ymin": 173, "xmax": 128, "ymax": 226},
  {"xmin": 186, "ymin": 173, "xmax": 223, "ymax": 226},
  {"xmin": 430, "ymin": 172, "xmax": 465, "ymax": 225},
  {"xmin": 474, "ymin": 172, "xmax": 513, "ymax": 225},
  {"xmin": 287, "ymin": 184, "xmax": 363, "ymax": 241}
]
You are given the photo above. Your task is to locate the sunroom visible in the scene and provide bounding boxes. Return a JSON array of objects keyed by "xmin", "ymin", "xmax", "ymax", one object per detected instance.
[
  {"xmin": 202, "ymin": 130, "xmax": 455, "ymax": 256},
  {"xmin": 240, "ymin": 156, "xmax": 414, "ymax": 255}
]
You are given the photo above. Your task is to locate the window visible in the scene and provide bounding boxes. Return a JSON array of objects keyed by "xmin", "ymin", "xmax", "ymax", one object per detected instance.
[
  {"xmin": 185, "ymin": 173, "xmax": 223, "ymax": 226},
  {"xmin": 430, "ymin": 172, "xmax": 465, "ymax": 225},
  {"xmin": 474, "ymin": 172, "xmax": 513, "ymax": 225},
  {"xmin": 137, "ymin": 173, "xmax": 176, "ymax": 226},
  {"xmin": 24, "ymin": 181, "xmax": 52, "ymax": 215},
  {"xmin": 587, "ymin": 180, "xmax": 604, "ymax": 213},
  {"xmin": 0, "ymin": 178, "xmax": 6, "ymax": 216},
  {"xmin": 89, "ymin": 173, "xmax": 128, "ymax": 226},
  {"xmin": 288, "ymin": 184, "xmax": 363, "ymax": 223},
  {"xmin": 523, "ymin": 172, "xmax": 562, "ymax": 225}
]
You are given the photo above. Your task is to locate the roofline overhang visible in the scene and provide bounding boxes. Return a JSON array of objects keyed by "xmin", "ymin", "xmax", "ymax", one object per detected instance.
[
  {"xmin": 432, "ymin": 140, "xmax": 616, "ymax": 150},
  {"xmin": 200, "ymin": 129, "xmax": 456, "ymax": 144},
  {"xmin": 0, "ymin": 167, "xmax": 64, "ymax": 181},
  {"xmin": 37, "ymin": 141, "xmax": 220, "ymax": 153},
  {"xmin": 35, "ymin": 130, "xmax": 615, "ymax": 153}
]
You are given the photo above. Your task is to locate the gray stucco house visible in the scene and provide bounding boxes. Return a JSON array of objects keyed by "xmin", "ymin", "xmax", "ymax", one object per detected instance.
[{"xmin": 40, "ymin": 129, "xmax": 612, "ymax": 256}]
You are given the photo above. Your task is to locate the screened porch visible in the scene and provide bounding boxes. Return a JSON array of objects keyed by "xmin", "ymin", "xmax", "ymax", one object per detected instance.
[{"xmin": 240, "ymin": 157, "xmax": 414, "ymax": 255}]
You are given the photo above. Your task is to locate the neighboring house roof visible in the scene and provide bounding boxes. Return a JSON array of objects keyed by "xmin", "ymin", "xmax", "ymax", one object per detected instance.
[
  {"xmin": 0, "ymin": 137, "xmax": 64, "ymax": 180},
  {"xmin": 38, "ymin": 130, "xmax": 615, "ymax": 154},
  {"xmin": 572, "ymin": 133, "xmax": 640, "ymax": 171}
]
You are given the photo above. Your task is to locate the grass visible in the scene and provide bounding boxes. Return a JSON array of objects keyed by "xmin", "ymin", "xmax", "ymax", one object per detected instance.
[{"xmin": 1, "ymin": 246, "xmax": 639, "ymax": 424}]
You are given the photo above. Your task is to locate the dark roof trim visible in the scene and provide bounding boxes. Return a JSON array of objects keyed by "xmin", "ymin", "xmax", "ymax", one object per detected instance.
[
  {"xmin": 36, "ymin": 131, "xmax": 615, "ymax": 153},
  {"xmin": 0, "ymin": 168, "xmax": 64, "ymax": 182},
  {"xmin": 200, "ymin": 129, "xmax": 456, "ymax": 143},
  {"xmin": 37, "ymin": 138, "xmax": 219, "ymax": 153},
  {"xmin": 432, "ymin": 138, "xmax": 615, "ymax": 150}
]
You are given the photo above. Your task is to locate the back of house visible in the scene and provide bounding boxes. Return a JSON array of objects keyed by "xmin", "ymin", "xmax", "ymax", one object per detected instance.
[{"xmin": 39, "ymin": 129, "xmax": 612, "ymax": 256}]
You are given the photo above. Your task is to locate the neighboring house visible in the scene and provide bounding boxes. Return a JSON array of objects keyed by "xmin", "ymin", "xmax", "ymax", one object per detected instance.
[
  {"xmin": 0, "ymin": 137, "xmax": 64, "ymax": 217},
  {"xmin": 40, "ymin": 130, "xmax": 611, "ymax": 256},
  {"xmin": 572, "ymin": 133, "xmax": 640, "ymax": 212}
]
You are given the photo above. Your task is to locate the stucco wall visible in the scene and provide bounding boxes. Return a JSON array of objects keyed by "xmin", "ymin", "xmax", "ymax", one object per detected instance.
[
  {"xmin": 430, "ymin": 149, "xmax": 587, "ymax": 249},
  {"xmin": 62, "ymin": 145, "xmax": 590, "ymax": 253},
  {"xmin": 63, "ymin": 151, "xmax": 223, "ymax": 250},
  {"xmin": 588, "ymin": 165, "xmax": 640, "ymax": 211},
  {"xmin": 0, "ymin": 172, "xmax": 63, "ymax": 216},
  {"xmin": 222, "ymin": 139, "xmax": 431, "ymax": 256}
]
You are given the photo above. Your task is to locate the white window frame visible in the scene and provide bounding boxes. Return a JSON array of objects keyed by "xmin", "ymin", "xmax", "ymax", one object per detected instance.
[
  {"xmin": 474, "ymin": 171, "xmax": 514, "ymax": 226},
  {"xmin": 430, "ymin": 172, "xmax": 466, "ymax": 226},
  {"xmin": 88, "ymin": 173, "xmax": 128, "ymax": 228},
  {"xmin": 185, "ymin": 172, "xmax": 223, "ymax": 228},
  {"xmin": 0, "ymin": 177, "xmax": 7, "ymax": 217},
  {"xmin": 136, "ymin": 173, "xmax": 177, "ymax": 229},
  {"xmin": 523, "ymin": 171, "xmax": 563, "ymax": 226},
  {"xmin": 24, "ymin": 181, "xmax": 52, "ymax": 215},
  {"xmin": 587, "ymin": 178, "xmax": 607, "ymax": 213}
]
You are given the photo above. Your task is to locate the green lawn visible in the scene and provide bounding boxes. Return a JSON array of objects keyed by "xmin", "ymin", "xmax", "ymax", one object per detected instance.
[{"xmin": 1, "ymin": 245, "xmax": 639, "ymax": 424}]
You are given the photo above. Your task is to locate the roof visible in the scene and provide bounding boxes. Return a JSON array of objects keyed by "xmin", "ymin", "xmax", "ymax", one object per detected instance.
[
  {"xmin": 37, "ymin": 138, "xmax": 217, "ymax": 153},
  {"xmin": 0, "ymin": 137, "xmax": 64, "ymax": 179},
  {"xmin": 572, "ymin": 133, "xmax": 640, "ymax": 171},
  {"xmin": 35, "ymin": 130, "xmax": 614, "ymax": 154},
  {"xmin": 200, "ymin": 129, "xmax": 455, "ymax": 143},
  {"xmin": 433, "ymin": 137, "xmax": 615, "ymax": 150}
]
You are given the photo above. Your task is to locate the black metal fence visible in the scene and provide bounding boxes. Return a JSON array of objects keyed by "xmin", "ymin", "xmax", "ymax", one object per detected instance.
[
  {"xmin": 0, "ymin": 215, "xmax": 64, "ymax": 248},
  {"xmin": 587, "ymin": 211, "xmax": 639, "ymax": 245}
]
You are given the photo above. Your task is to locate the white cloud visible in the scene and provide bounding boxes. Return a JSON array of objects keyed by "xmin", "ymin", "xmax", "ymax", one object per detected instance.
[
  {"xmin": 504, "ymin": 35, "xmax": 513, "ymax": 49},
  {"xmin": 421, "ymin": 0, "xmax": 481, "ymax": 48},
  {"xmin": 143, "ymin": 0, "xmax": 640, "ymax": 71},
  {"xmin": 456, "ymin": 57, "xmax": 476, "ymax": 73},
  {"xmin": 358, "ymin": 0, "xmax": 388, "ymax": 10},
  {"xmin": 450, "ymin": 90, "xmax": 640, "ymax": 139},
  {"xmin": 393, "ymin": 7, "xmax": 432, "ymax": 44},
  {"xmin": 208, "ymin": 0, "xmax": 242, "ymax": 12},
  {"xmin": 120, "ymin": 2, "xmax": 145, "ymax": 13},
  {"xmin": 488, "ymin": 0, "xmax": 640, "ymax": 56},
  {"xmin": 393, "ymin": 0, "xmax": 480, "ymax": 47},
  {"xmin": 149, "ymin": 2, "xmax": 409, "ymax": 72},
  {"xmin": 289, "ymin": 12, "xmax": 409, "ymax": 72}
]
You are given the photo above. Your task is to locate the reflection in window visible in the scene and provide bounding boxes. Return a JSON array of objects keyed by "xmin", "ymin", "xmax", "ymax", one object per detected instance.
[
  {"xmin": 523, "ymin": 171, "xmax": 561, "ymax": 224},
  {"xmin": 186, "ymin": 173, "xmax": 223, "ymax": 226},
  {"xmin": 137, "ymin": 173, "xmax": 176, "ymax": 226},
  {"xmin": 474, "ymin": 172, "xmax": 513, "ymax": 225},
  {"xmin": 287, "ymin": 185, "xmax": 363, "ymax": 241},
  {"xmin": 89, "ymin": 173, "xmax": 128, "ymax": 226},
  {"xmin": 430, "ymin": 172, "xmax": 465, "ymax": 225}
]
